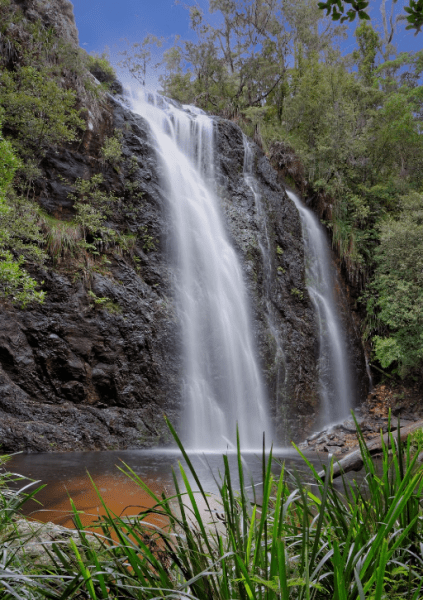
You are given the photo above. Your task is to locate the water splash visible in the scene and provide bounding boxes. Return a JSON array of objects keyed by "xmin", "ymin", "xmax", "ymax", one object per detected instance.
[
  {"xmin": 131, "ymin": 91, "xmax": 272, "ymax": 450},
  {"xmin": 287, "ymin": 190, "xmax": 353, "ymax": 424}
]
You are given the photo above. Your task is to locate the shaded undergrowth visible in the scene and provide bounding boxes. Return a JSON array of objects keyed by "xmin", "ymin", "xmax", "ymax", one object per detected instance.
[{"xmin": 1, "ymin": 417, "xmax": 423, "ymax": 599}]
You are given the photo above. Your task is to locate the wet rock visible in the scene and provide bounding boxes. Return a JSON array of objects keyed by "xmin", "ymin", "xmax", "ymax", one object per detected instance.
[
  {"xmin": 11, "ymin": 519, "xmax": 99, "ymax": 564},
  {"xmin": 215, "ymin": 119, "xmax": 320, "ymax": 442},
  {"xmin": 326, "ymin": 439, "xmax": 345, "ymax": 447},
  {"xmin": 307, "ymin": 430, "xmax": 325, "ymax": 443},
  {"xmin": 0, "ymin": 3, "xmax": 366, "ymax": 450},
  {"xmin": 324, "ymin": 445, "xmax": 343, "ymax": 454}
]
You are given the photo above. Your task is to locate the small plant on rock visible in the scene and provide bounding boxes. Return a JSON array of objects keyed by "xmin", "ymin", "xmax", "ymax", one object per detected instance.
[
  {"xmin": 100, "ymin": 129, "xmax": 123, "ymax": 168},
  {"xmin": 69, "ymin": 174, "xmax": 118, "ymax": 253}
]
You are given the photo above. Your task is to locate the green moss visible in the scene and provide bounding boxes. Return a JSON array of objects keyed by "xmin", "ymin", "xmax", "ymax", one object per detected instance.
[
  {"xmin": 88, "ymin": 290, "xmax": 121, "ymax": 314},
  {"xmin": 291, "ymin": 287, "xmax": 304, "ymax": 300}
]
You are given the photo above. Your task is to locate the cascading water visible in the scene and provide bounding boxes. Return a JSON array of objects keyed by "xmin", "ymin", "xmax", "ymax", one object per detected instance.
[
  {"xmin": 131, "ymin": 92, "xmax": 272, "ymax": 450},
  {"xmin": 287, "ymin": 190, "xmax": 353, "ymax": 424}
]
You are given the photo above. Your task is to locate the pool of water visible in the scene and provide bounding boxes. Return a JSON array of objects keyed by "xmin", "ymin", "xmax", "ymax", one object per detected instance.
[{"xmin": 7, "ymin": 448, "xmax": 339, "ymax": 528}]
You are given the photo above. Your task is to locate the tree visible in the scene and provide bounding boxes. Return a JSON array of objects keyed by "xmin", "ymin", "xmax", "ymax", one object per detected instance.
[
  {"xmin": 318, "ymin": 0, "xmax": 423, "ymax": 34},
  {"xmin": 369, "ymin": 192, "xmax": 423, "ymax": 376},
  {"xmin": 119, "ymin": 36, "xmax": 163, "ymax": 86}
]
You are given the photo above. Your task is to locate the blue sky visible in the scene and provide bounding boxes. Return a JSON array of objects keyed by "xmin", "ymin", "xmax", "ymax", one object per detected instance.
[
  {"xmin": 70, "ymin": 0, "xmax": 421, "ymax": 88},
  {"xmin": 72, "ymin": 0, "xmax": 193, "ymax": 52},
  {"xmin": 71, "ymin": 0, "xmax": 203, "ymax": 86}
]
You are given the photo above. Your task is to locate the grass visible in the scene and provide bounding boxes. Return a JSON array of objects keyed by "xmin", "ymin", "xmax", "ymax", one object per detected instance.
[
  {"xmin": 40, "ymin": 214, "xmax": 82, "ymax": 263},
  {"xmin": 1, "ymin": 417, "xmax": 423, "ymax": 599}
]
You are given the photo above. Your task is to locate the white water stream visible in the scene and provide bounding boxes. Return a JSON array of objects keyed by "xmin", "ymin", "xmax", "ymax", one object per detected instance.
[
  {"xmin": 287, "ymin": 191, "xmax": 353, "ymax": 424},
  {"xmin": 131, "ymin": 92, "xmax": 271, "ymax": 450}
]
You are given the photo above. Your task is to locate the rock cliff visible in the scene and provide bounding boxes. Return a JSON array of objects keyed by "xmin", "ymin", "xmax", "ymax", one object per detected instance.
[{"xmin": 0, "ymin": 0, "xmax": 365, "ymax": 452}]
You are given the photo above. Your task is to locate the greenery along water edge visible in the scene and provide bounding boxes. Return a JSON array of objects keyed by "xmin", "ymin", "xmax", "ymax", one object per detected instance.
[
  {"xmin": 2, "ymin": 418, "xmax": 423, "ymax": 599},
  {"xmin": 123, "ymin": 0, "xmax": 423, "ymax": 383}
]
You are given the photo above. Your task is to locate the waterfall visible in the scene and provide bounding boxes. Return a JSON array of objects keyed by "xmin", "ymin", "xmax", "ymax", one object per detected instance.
[
  {"xmin": 287, "ymin": 191, "xmax": 353, "ymax": 424},
  {"xmin": 131, "ymin": 92, "xmax": 272, "ymax": 451}
]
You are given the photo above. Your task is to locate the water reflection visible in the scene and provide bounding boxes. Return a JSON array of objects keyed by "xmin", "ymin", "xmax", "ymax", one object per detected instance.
[{"xmin": 8, "ymin": 449, "xmax": 334, "ymax": 528}]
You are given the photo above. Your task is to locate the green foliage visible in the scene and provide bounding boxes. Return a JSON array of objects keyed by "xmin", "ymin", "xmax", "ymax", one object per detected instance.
[
  {"xmin": 0, "ymin": 116, "xmax": 45, "ymax": 307},
  {"xmin": 318, "ymin": 0, "xmax": 370, "ymax": 24},
  {"xmin": 100, "ymin": 129, "xmax": 123, "ymax": 167},
  {"xmin": 0, "ymin": 120, "xmax": 19, "ymax": 196},
  {"xmin": 318, "ymin": 0, "xmax": 423, "ymax": 33},
  {"xmin": 116, "ymin": 232, "xmax": 137, "ymax": 254},
  {"xmin": 0, "ymin": 251, "xmax": 45, "ymax": 307},
  {"xmin": 291, "ymin": 287, "xmax": 304, "ymax": 300},
  {"xmin": 69, "ymin": 174, "xmax": 118, "ymax": 252},
  {"xmin": 409, "ymin": 427, "xmax": 423, "ymax": 452},
  {"xmin": 0, "ymin": 66, "xmax": 84, "ymax": 162},
  {"xmin": 86, "ymin": 51, "xmax": 116, "ymax": 84},
  {"xmin": 88, "ymin": 290, "xmax": 121, "ymax": 313},
  {"xmin": 140, "ymin": 225, "xmax": 157, "ymax": 252},
  {"xmin": 369, "ymin": 192, "xmax": 423, "ymax": 376},
  {"xmin": 404, "ymin": 0, "xmax": 423, "ymax": 32}
]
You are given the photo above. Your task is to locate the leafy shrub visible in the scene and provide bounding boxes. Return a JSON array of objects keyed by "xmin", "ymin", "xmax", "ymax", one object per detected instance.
[
  {"xmin": 86, "ymin": 51, "xmax": 117, "ymax": 85},
  {"xmin": 0, "ymin": 117, "xmax": 45, "ymax": 306},
  {"xmin": 0, "ymin": 251, "xmax": 45, "ymax": 307},
  {"xmin": 100, "ymin": 130, "xmax": 123, "ymax": 166},
  {"xmin": 369, "ymin": 192, "xmax": 423, "ymax": 376},
  {"xmin": 69, "ymin": 174, "xmax": 118, "ymax": 252},
  {"xmin": 0, "ymin": 66, "xmax": 84, "ymax": 162}
]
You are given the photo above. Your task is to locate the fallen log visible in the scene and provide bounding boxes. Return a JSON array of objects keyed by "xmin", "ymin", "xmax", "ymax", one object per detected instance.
[{"xmin": 319, "ymin": 419, "xmax": 423, "ymax": 479}]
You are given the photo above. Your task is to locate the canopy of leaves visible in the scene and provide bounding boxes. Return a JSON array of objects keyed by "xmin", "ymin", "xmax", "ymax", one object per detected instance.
[{"xmin": 318, "ymin": 0, "xmax": 423, "ymax": 33}]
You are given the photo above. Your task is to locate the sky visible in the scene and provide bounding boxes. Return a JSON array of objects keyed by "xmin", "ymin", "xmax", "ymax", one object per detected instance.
[
  {"xmin": 72, "ymin": 0, "xmax": 193, "ymax": 53},
  {"xmin": 70, "ymin": 0, "xmax": 421, "ymax": 88},
  {"xmin": 71, "ymin": 0, "xmax": 197, "ymax": 86}
]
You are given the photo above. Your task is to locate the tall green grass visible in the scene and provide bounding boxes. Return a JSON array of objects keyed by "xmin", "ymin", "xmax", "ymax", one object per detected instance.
[
  {"xmin": 40, "ymin": 213, "xmax": 81, "ymax": 263},
  {"xmin": 1, "ymin": 417, "xmax": 423, "ymax": 599}
]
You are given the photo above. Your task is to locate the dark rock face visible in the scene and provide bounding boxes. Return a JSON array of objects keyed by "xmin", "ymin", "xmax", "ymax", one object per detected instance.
[
  {"xmin": 11, "ymin": 0, "xmax": 79, "ymax": 46},
  {"xmin": 0, "ymin": 99, "xmax": 183, "ymax": 452},
  {"xmin": 0, "ymin": 95, "xmax": 323, "ymax": 451},
  {"xmin": 269, "ymin": 142, "xmax": 369, "ymax": 408},
  {"xmin": 215, "ymin": 120, "xmax": 319, "ymax": 442}
]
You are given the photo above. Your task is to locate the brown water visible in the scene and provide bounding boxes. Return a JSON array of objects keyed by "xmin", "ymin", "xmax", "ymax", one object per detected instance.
[{"xmin": 8, "ymin": 449, "xmax": 331, "ymax": 528}]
